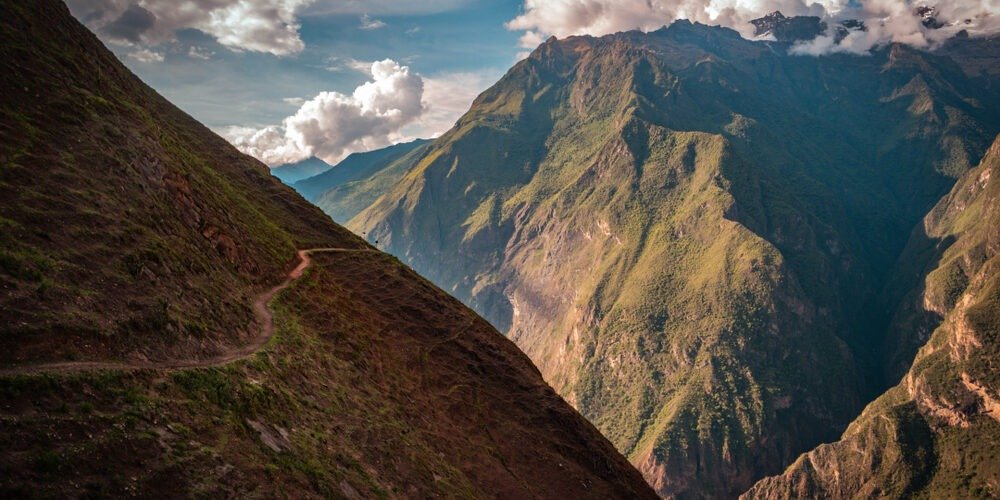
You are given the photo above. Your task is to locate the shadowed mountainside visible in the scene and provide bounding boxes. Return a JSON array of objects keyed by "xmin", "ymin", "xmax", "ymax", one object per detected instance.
[{"xmin": 746, "ymin": 134, "xmax": 1000, "ymax": 498}]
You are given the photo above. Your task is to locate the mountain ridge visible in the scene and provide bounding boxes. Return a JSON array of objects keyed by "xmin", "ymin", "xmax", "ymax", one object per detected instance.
[
  {"xmin": 293, "ymin": 139, "xmax": 429, "ymax": 198},
  {"xmin": 270, "ymin": 156, "xmax": 333, "ymax": 185}
]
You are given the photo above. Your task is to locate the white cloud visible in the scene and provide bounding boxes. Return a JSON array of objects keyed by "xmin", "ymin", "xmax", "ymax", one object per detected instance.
[
  {"xmin": 67, "ymin": 0, "xmax": 314, "ymax": 56},
  {"xmin": 507, "ymin": 0, "xmax": 1000, "ymax": 54},
  {"xmin": 128, "ymin": 48, "xmax": 164, "ymax": 62},
  {"xmin": 224, "ymin": 59, "xmax": 425, "ymax": 165},
  {"xmin": 516, "ymin": 30, "xmax": 547, "ymax": 51},
  {"xmin": 790, "ymin": 2, "xmax": 1000, "ymax": 55},
  {"xmin": 223, "ymin": 125, "xmax": 304, "ymax": 165},
  {"xmin": 360, "ymin": 13, "xmax": 387, "ymax": 30},
  {"xmin": 188, "ymin": 45, "xmax": 213, "ymax": 59},
  {"xmin": 282, "ymin": 97, "xmax": 306, "ymax": 106},
  {"xmin": 326, "ymin": 57, "xmax": 377, "ymax": 74}
]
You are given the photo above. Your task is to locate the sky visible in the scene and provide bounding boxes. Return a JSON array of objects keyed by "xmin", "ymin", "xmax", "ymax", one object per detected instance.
[{"xmin": 66, "ymin": 0, "xmax": 998, "ymax": 166}]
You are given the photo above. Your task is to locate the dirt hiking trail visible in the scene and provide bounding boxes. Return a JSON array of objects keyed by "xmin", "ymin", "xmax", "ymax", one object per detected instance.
[{"xmin": 0, "ymin": 248, "xmax": 376, "ymax": 376}]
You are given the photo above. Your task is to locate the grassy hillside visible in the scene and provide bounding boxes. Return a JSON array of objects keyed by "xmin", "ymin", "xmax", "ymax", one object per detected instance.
[
  {"xmin": 0, "ymin": 1, "xmax": 656, "ymax": 496},
  {"xmin": 0, "ymin": 0, "xmax": 362, "ymax": 366},
  {"xmin": 746, "ymin": 134, "xmax": 1000, "ymax": 498},
  {"xmin": 347, "ymin": 21, "xmax": 1000, "ymax": 497},
  {"xmin": 1, "ymin": 250, "xmax": 656, "ymax": 498}
]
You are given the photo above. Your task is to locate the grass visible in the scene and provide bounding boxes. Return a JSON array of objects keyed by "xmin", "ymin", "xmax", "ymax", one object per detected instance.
[{"xmin": 0, "ymin": 0, "xmax": 359, "ymax": 366}]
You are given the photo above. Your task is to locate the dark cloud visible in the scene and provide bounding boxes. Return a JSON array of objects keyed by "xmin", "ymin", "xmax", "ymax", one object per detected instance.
[
  {"xmin": 66, "ymin": 0, "xmax": 312, "ymax": 55},
  {"xmin": 101, "ymin": 3, "xmax": 155, "ymax": 43}
]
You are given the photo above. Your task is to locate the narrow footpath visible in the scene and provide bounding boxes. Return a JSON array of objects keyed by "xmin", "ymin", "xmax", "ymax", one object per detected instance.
[{"xmin": 0, "ymin": 248, "xmax": 376, "ymax": 376}]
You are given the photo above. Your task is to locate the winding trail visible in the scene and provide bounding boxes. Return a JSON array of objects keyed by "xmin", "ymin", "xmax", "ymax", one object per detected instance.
[{"xmin": 0, "ymin": 248, "xmax": 377, "ymax": 377}]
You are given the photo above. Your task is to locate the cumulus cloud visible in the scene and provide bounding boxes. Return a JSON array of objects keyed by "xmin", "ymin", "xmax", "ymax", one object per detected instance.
[
  {"xmin": 507, "ymin": 0, "xmax": 999, "ymax": 55},
  {"xmin": 66, "ymin": 0, "xmax": 314, "ymax": 55},
  {"xmin": 224, "ymin": 59, "xmax": 425, "ymax": 165},
  {"xmin": 128, "ymin": 48, "xmax": 164, "ymax": 62}
]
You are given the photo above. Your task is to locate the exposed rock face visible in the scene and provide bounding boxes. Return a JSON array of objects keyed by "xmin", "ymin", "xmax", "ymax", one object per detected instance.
[
  {"xmin": 916, "ymin": 6, "xmax": 945, "ymax": 29},
  {"xmin": 834, "ymin": 20, "xmax": 867, "ymax": 43},
  {"xmin": 342, "ymin": 21, "xmax": 1000, "ymax": 498},
  {"xmin": 745, "ymin": 135, "xmax": 1000, "ymax": 498},
  {"xmin": 749, "ymin": 11, "xmax": 827, "ymax": 42}
]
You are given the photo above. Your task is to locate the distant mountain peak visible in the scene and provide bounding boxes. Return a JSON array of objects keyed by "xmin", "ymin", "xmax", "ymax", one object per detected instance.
[
  {"xmin": 656, "ymin": 18, "xmax": 743, "ymax": 44},
  {"xmin": 750, "ymin": 11, "xmax": 826, "ymax": 42},
  {"xmin": 759, "ymin": 11, "xmax": 787, "ymax": 23},
  {"xmin": 270, "ymin": 156, "xmax": 333, "ymax": 184},
  {"xmin": 834, "ymin": 19, "xmax": 868, "ymax": 43}
]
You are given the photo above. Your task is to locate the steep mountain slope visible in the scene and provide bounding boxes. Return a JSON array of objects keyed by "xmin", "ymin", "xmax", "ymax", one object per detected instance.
[
  {"xmin": 293, "ymin": 139, "xmax": 429, "ymax": 202},
  {"xmin": 746, "ymin": 134, "xmax": 1000, "ymax": 498},
  {"xmin": 1, "ymin": 0, "xmax": 360, "ymax": 366},
  {"xmin": 347, "ymin": 21, "xmax": 1000, "ymax": 497},
  {"xmin": 271, "ymin": 156, "xmax": 332, "ymax": 185},
  {"xmin": 0, "ymin": 1, "xmax": 657, "ymax": 497}
]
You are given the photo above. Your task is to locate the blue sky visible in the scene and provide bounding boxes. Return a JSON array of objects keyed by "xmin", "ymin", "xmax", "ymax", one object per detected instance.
[{"xmin": 72, "ymin": 0, "xmax": 523, "ymax": 139}]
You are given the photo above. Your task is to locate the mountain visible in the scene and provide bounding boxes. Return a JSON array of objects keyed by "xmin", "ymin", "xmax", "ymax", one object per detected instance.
[
  {"xmin": 270, "ymin": 156, "xmax": 332, "ymax": 185},
  {"xmin": 342, "ymin": 21, "xmax": 1000, "ymax": 497},
  {"xmin": 310, "ymin": 141, "xmax": 431, "ymax": 225},
  {"xmin": 746, "ymin": 134, "xmax": 1000, "ymax": 498},
  {"xmin": 0, "ymin": 1, "xmax": 657, "ymax": 497},
  {"xmin": 937, "ymin": 34, "xmax": 1000, "ymax": 83},
  {"xmin": 292, "ymin": 139, "xmax": 429, "ymax": 202}
]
